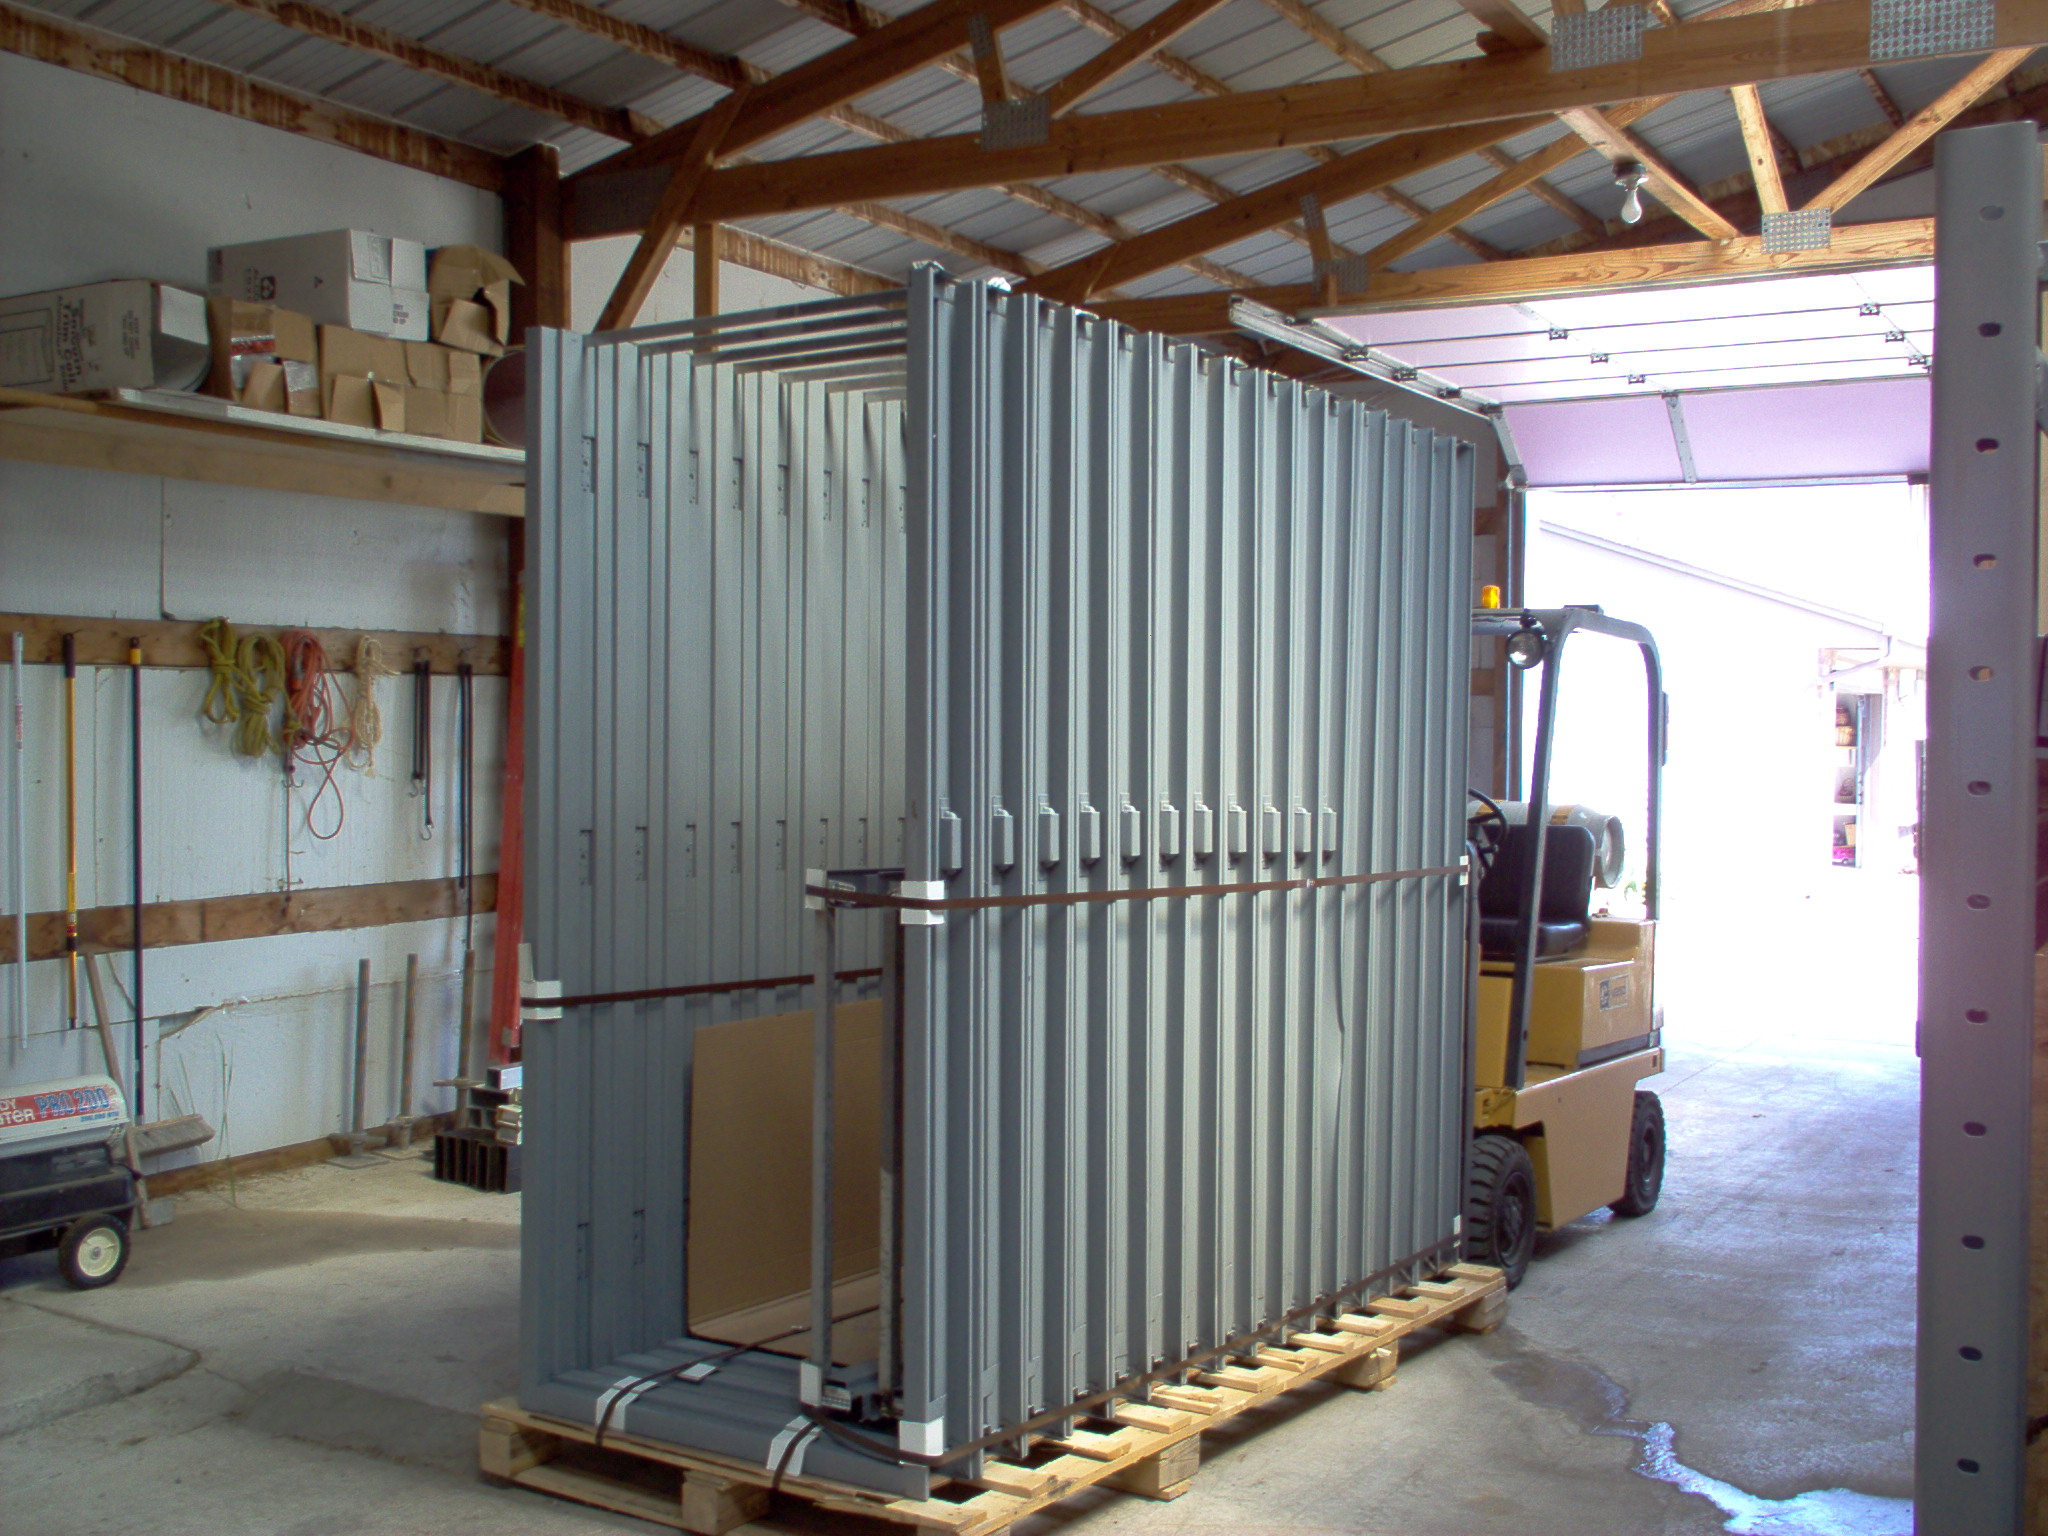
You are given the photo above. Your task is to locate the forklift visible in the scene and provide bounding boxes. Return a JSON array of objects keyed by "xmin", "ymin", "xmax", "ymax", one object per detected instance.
[{"xmin": 1462, "ymin": 604, "xmax": 1668, "ymax": 1287}]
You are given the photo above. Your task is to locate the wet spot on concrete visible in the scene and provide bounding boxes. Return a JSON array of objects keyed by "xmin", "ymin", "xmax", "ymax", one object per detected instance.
[
  {"xmin": 226, "ymin": 1369, "xmax": 480, "ymax": 1476},
  {"xmin": 1485, "ymin": 1330, "xmax": 1913, "ymax": 1535}
]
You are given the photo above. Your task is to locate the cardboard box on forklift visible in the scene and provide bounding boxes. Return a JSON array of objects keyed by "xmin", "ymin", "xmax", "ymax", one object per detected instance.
[
  {"xmin": 427, "ymin": 245, "xmax": 521, "ymax": 356},
  {"xmin": 206, "ymin": 298, "xmax": 319, "ymax": 416},
  {"xmin": 209, "ymin": 229, "xmax": 430, "ymax": 339},
  {"xmin": 0, "ymin": 279, "xmax": 210, "ymax": 395}
]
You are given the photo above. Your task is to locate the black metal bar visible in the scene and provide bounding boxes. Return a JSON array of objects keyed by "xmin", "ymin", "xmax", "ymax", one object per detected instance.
[{"xmin": 128, "ymin": 638, "xmax": 144, "ymax": 1117}]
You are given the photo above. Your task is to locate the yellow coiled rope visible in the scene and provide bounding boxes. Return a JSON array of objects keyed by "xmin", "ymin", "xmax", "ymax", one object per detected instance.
[
  {"xmin": 345, "ymin": 636, "xmax": 401, "ymax": 773},
  {"xmin": 198, "ymin": 618, "xmax": 287, "ymax": 759}
]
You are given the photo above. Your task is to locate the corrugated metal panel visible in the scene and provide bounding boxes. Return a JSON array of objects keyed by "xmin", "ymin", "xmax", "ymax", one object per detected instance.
[{"xmin": 520, "ymin": 270, "xmax": 1473, "ymax": 1496}]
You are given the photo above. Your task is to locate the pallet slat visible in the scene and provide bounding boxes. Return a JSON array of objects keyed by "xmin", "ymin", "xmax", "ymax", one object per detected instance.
[{"xmin": 481, "ymin": 1265, "xmax": 1506, "ymax": 1534}]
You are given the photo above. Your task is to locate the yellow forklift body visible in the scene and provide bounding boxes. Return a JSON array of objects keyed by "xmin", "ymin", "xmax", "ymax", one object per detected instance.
[
  {"xmin": 1475, "ymin": 1050, "xmax": 1663, "ymax": 1228},
  {"xmin": 1474, "ymin": 919, "xmax": 1657, "ymax": 1082}
]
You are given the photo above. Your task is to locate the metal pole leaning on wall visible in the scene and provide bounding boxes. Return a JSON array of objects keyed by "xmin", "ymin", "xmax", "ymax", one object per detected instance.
[
  {"xmin": 1918, "ymin": 120, "xmax": 2041, "ymax": 1531},
  {"xmin": 9, "ymin": 632, "xmax": 25, "ymax": 1047}
]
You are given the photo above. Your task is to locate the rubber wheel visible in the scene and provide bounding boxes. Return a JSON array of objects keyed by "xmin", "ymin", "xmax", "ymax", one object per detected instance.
[
  {"xmin": 1466, "ymin": 1133, "xmax": 1538, "ymax": 1290},
  {"xmin": 1609, "ymin": 1091, "xmax": 1666, "ymax": 1218},
  {"xmin": 58, "ymin": 1215, "xmax": 130, "ymax": 1290}
]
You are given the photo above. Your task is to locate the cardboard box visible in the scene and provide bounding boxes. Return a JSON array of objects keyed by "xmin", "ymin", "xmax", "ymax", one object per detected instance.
[
  {"xmin": 318, "ymin": 324, "xmax": 407, "ymax": 386},
  {"xmin": 444, "ymin": 390, "xmax": 484, "ymax": 444},
  {"xmin": 323, "ymin": 374, "xmax": 407, "ymax": 433},
  {"xmin": 207, "ymin": 298, "xmax": 319, "ymax": 415},
  {"xmin": 209, "ymin": 230, "xmax": 429, "ymax": 337},
  {"xmin": 0, "ymin": 280, "xmax": 210, "ymax": 395},
  {"xmin": 402, "ymin": 384, "xmax": 450, "ymax": 440},
  {"xmin": 432, "ymin": 297, "xmax": 505, "ymax": 357},
  {"xmin": 446, "ymin": 349, "xmax": 482, "ymax": 397},
  {"xmin": 403, "ymin": 340, "xmax": 449, "ymax": 391}
]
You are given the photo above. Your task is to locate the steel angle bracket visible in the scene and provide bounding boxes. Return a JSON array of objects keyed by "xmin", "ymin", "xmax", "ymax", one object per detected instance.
[
  {"xmin": 1869, "ymin": 0, "xmax": 1992, "ymax": 59},
  {"xmin": 1551, "ymin": 4, "xmax": 1650, "ymax": 70}
]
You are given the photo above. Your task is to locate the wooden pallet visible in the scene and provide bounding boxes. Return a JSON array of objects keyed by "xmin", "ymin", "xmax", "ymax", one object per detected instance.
[{"xmin": 480, "ymin": 1263, "xmax": 1507, "ymax": 1535}]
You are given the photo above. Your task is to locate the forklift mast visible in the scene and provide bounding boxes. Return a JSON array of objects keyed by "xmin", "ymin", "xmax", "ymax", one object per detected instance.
[{"xmin": 1472, "ymin": 606, "xmax": 1668, "ymax": 1091}]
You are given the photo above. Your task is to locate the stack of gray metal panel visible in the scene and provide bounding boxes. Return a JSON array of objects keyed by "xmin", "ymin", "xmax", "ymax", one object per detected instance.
[{"xmin": 520, "ymin": 267, "xmax": 1474, "ymax": 1498}]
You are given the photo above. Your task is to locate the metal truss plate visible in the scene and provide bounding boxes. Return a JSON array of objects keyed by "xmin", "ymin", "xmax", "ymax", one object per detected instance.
[
  {"xmin": 1761, "ymin": 207, "xmax": 1833, "ymax": 253},
  {"xmin": 1314, "ymin": 253, "xmax": 1372, "ymax": 297},
  {"xmin": 1551, "ymin": 5, "xmax": 1648, "ymax": 71},
  {"xmin": 1869, "ymin": 0, "xmax": 1993, "ymax": 59},
  {"xmin": 981, "ymin": 94, "xmax": 1050, "ymax": 150}
]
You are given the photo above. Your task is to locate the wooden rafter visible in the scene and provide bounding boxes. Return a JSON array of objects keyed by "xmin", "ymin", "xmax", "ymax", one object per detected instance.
[
  {"xmin": 1366, "ymin": 101, "xmax": 1663, "ymax": 267},
  {"xmin": 1729, "ymin": 84, "xmax": 1787, "ymax": 214},
  {"xmin": 1020, "ymin": 116, "xmax": 1551, "ymax": 302},
  {"xmin": 1444, "ymin": 0, "xmax": 1546, "ymax": 52},
  {"xmin": 1805, "ymin": 47, "xmax": 2034, "ymax": 212},
  {"xmin": 1858, "ymin": 65, "xmax": 1908, "ymax": 126},
  {"xmin": 626, "ymin": 0, "xmax": 2037, "ymax": 224},
  {"xmin": 197, "ymin": 0, "xmax": 652, "ymax": 143},
  {"xmin": 1085, "ymin": 218, "xmax": 1937, "ymax": 332},
  {"xmin": 600, "ymin": 86, "xmax": 751, "ymax": 329},
  {"xmin": 1555, "ymin": 105, "xmax": 1739, "ymax": 239},
  {"xmin": 1043, "ymin": 0, "xmax": 1229, "ymax": 114},
  {"xmin": 0, "ymin": 0, "xmax": 503, "ymax": 190},
  {"xmin": 600, "ymin": 0, "xmax": 1060, "ymax": 179},
  {"xmin": 1256, "ymin": 0, "xmax": 1591, "ymax": 259}
]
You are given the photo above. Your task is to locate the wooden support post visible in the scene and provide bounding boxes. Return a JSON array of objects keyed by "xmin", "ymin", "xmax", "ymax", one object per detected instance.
[
  {"xmin": 505, "ymin": 143, "xmax": 569, "ymax": 335},
  {"xmin": 1328, "ymin": 1345, "xmax": 1399, "ymax": 1391},
  {"xmin": 694, "ymin": 223, "xmax": 722, "ymax": 318},
  {"xmin": 1104, "ymin": 1435, "xmax": 1201, "ymax": 1500},
  {"xmin": 479, "ymin": 1416, "xmax": 558, "ymax": 1478},
  {"xmin": 679, "ymin": 1472, "xmax": 770, "ymax": 1534}
]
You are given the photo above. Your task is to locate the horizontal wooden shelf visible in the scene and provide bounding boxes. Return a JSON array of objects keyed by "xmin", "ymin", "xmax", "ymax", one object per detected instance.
[{"xmin": 0, "ymin": 386, "xmax": 524, "ymax": 517}]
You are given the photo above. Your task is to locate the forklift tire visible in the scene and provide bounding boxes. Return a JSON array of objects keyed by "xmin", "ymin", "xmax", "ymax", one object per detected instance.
[
  {"xmin": 57, "ymin": 1215, "xmax": 130, "ymax": 1290},
  {"xmin": 1609, "ymin": 1091, "xmax": 1666, "ymax": 1218},
  {"xmin": 1466, "ymin": 1133, "xmax": 1538, "ymax": 1290}
]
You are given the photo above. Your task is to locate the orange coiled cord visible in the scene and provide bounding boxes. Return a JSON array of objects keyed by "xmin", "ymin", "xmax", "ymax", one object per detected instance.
[{"xmin": 280, "ymin": 630, "xmax": 355, "ymax": 840}]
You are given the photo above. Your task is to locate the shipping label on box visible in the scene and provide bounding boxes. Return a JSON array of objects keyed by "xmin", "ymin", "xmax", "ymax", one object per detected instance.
[
  {"xmin": 207, "ymin": 297, "xmax": 318, "ymax": 412},
  {"xmin": 0, "ymin": 280, "xmax": 209, "ymax": 395}
]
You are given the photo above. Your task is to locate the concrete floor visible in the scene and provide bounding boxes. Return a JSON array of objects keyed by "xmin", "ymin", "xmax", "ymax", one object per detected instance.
[{"xmin": 0, "ymin": 877, "xmax": 1918, "ymax": 1536}]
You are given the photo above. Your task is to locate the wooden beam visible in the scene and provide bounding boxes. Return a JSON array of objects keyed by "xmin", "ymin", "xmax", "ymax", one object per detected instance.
[
  {"xmin": 837, "ymin": 201, "xmax": 1040, "ymax": 273},
  {"xmin": 1729, "ymin": 84, "xmax": 1787, "ymax": 214},
  {"xmin": 678, "ymin": 224, "xmax": 897, "ymax": 296},
  {"xmin": 597, "ymin": 0, "xmax": 1061, "ymax": 178},
  {"xmin": 1044, "ymin": 0, "xmax": 1229, "ymax": 113},
  {"xmin": 648, "ymin": 0, "xmax": 2040, "ymax": 222},
  {"xmin": 1377, "ymin": 184, "xmax": 1506, "ymax": 259},
  {"xmin": 0, "ymin": 875, "xmax": 498, "ymax": 966},
  {"xmin": 1859, "ymin": 64, "xmax": 1908, "ymax": 126},
  {"xmin": 0, "ymin": 611, "xmax": 506, "ymax": 674},
  {"xmin": 1367, "ymin": 102, "xmax": 1662, "ymax": 267},
  {"xmin": 1478, "ymin": 145, "xmax": 1603, "ymax": 235},
  {"xmin": 0, "ymin": 0, "xmax": 503, "ymax": 192},
  {"xmin": 504, "ymin": 143, "xmax": 570, "ymax": 337},
  {"xmin": 967, "ymin": 10, "xmax": 1014, "ymax": 101},
  {"xmin": 1445, "ymin": 0, "xmax": 1547, "ymax": 51},
  {"xmin": 693, "ymin": 223, "xmax": 722, "ymax": 317},
  {"xmin": 496, "ymin": 0, "xmax": 750, "ymax": 86},
  {"xmin": 1555, "ymin": 105, "xmax": 1740, "ymax": 239},
  {"xmin": 1086, "ymin": 218, "xmax": 1937, "ymax": 333},
  {"xmin": 200, "ymin": 0, "xmax": 646, "ymax": 144},
  {"xmin": 1806, "ymin": 47, "xmax": 2035, "ymax": 212},
  {"xmin": 598, "ymin": 87, "xmax": 749, "ymax": 331},
  {"xmin": 1256, "ymin": 0, "xmax": 1386, "ymax": 72},
  {"xmin": 1021, "ymin": 116, "xmax": 1550, "ymax": 301}
]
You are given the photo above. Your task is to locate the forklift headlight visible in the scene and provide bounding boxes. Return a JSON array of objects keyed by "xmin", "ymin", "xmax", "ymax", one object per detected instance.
[{"xmin": 1505, "ymin": 629, "xmax": 1546, "ymax": 669}]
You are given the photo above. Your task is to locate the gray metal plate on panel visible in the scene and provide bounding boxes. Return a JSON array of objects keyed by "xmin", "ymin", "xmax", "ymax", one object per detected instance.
[{"xmin": 1760, "ymin": 207, "xmax": 1833, "ymax": 254}]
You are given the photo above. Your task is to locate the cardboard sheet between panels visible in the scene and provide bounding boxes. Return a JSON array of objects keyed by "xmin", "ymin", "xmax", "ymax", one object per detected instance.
[{"xmin": 687, "ymin": 1001, "xmax": 882, "ymax": 1368}]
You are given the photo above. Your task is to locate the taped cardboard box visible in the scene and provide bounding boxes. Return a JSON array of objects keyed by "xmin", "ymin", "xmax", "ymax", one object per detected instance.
[
  {"xmin": 432, "ymin": 297, "xmax": 505, "ymax": 357},
  {"xmin": 402, "ymin": 384, "xmax": 449, "ymax": 440},
  {"xmin": 0, "ymin": 280, "xmax": 209, "ymax": 394},
  {"xmin": 402, "ymin": 339, "xmax": 480, "ymax": 394},
  {"xmin": 209, "ymin": 229, "xmax": 429, "ymax": 339},
  {"xmin": 207, "ymin": 298, "xmax": 319, "ymax": 416}
]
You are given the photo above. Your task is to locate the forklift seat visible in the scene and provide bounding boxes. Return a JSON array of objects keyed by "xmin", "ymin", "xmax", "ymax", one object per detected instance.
[{"xmin": 1477, "ymin": 823, "xmax": 1597, "ymax": 961}]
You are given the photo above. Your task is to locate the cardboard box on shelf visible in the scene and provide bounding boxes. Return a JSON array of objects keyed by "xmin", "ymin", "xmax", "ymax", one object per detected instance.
[
  {"xmin": 206, "ymin": 298, "xmax": 319, "ymax": 416},
  {"xmin": 404, "ymin": 340, "xmax": 449, "ymax": 391},
  {"xmin": 403, "ymin": 384, "xmax": 450, "ymax": 440},
  {"xmin": 0, "ymin": 280, "xmax": 210, "ymax": 395},
  {"xmin": 446, "ymin": 349, "xmax": 481, "ymax": 397},
  {"xmin": 209, "ymin": 230, "xmax": 428, "ymax": 337},
  {"xmin": 428, "ymin": 245, "xmax": 520, "ymax": 346},
  {"xmin": 444, "ymin": 390, "xmax": 484, "ymax": 444},
  {"xmin": 319, "ymin": 324, "xmax": 407, "ymax": 387},
  {"xmin": 323, "ymin": 374, "xmax": 406, "ymax": 433},
  {"xmin": 432, "ymin": 297, "xmax": 505, "ymax": 357}
]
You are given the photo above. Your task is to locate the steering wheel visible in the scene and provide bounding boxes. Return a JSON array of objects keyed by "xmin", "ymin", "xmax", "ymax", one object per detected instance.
[{"xmin": 1467, "ymin": 789, "xmax": 1509, "ymax": 882}]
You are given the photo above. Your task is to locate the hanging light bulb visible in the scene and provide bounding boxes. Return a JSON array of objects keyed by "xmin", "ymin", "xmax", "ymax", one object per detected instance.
[{"xmin": 1614, "ymin": 161, "xmax": 1649, "ymax": 226}]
